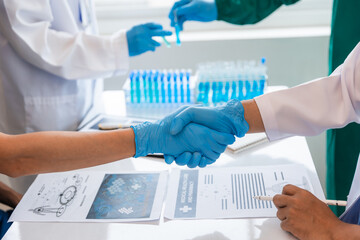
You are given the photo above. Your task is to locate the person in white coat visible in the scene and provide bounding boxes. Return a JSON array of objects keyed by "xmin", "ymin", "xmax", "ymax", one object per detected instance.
[
  {"xmin": 166, "ymin": 41, "xmax": 360, "ymax": 238},
  {"xmin": 0, "ymin": 0, "xmax": 172, "ymax": 193},
  {"xmin": 0, "ymin": 0, "xmax": 172, "ymax": 134}
]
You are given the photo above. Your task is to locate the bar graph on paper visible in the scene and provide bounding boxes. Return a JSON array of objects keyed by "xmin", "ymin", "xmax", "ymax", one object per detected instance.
[{"xmin": 165, "ymin": 164, "xmax": 313, "ymax": 219}]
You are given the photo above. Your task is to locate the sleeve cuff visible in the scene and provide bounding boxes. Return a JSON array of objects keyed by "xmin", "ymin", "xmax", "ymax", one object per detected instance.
[
  {"xmin": 255, "ymin": 95, "xmax": 292, "ymax": 141},
  {"xmin": 110, "ymin": 30, "xmax": 129, "ymax": 75}
]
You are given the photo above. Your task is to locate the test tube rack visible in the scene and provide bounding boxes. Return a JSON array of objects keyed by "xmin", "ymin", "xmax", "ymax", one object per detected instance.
[
  {"xmin": 124, "ymin": 69, "xmax": 195, "ymax": 119},
  {"xmin": 195, "ymin": 58, "xmax": 268, "ymax": 106}
]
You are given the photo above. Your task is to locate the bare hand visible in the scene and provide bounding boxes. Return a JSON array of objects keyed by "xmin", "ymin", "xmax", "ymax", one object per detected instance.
[{"xmin": 273, "ymin": 184, "xmax": 343, "ymax": 240}]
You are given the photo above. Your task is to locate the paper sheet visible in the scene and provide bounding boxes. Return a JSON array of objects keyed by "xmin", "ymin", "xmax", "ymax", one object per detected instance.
[
  {"xmin": 10, "ymin": 171, "xmax": 168, "ymax": 222},
  {"xmin": 165, "ymin": 164, "xmax": 313, "ymax": 219},
  {"xmin": 79, "ymin": 114, "xmax": 149, "ymax": 132}
]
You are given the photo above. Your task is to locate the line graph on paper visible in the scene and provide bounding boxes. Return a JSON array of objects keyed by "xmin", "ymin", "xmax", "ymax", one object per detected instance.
[{"xmin": 168, "ymin": 164, "xmax": 313, "ymax": 219}]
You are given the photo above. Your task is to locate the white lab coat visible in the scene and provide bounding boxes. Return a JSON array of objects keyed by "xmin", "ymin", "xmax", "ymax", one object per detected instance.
[
  {"xmin": 0, "ymin": 0, "xmax": 129, "ymax": 133},
  {"xmin": 255, "ymin": 42, "xmax": 360, "ymax": 209}
]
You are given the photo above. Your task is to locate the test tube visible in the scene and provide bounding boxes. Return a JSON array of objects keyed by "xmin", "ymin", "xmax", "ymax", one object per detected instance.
[
  {"xmin": 142, "ymin": 71, "xmax": 148, "ymax": 103},
  {"xmin": 154, "ymin": 71, "xmax": 159, "ymax": 103},
  {"xmin": 231, "ymin": 81, "xmax": 237, "ymax": 100},
  {"xmin": 186, "ymin": 71, "xmax": 191, "ymax": 103},
  {"xmin": 148, "ymin": 70, "xmax": 153, "ymax": 103},
  {"xmin": 174, "ymin": 10, "xmax": 181, "ymax": 46},
  {"xmin": 180, "ymin": 71, "xmax": 184, "ymax": 103},
  {"xmin": 167, "ymin": 72, "xmax": 172, "ymax": 103},
  {"xmin": 162, "ymin": 37, "xmax": 171, "ymax": 48},
  {"xmin": 204, "ymin": 81, "xmax": 210, "ymax": 104},
  {"xmin": 217, "ymin": 81, "xmax": 223, "ymax": 103},
  {"xmin": 252, "ymin": 80, "xmax": 259, "ymax": 97},
  {"xmin": 245, "ymin": 80, "xmax": 251, "ymax": 100},
  {"xmin": 197, "ymin": 82, "xmax": 205, "ymax": 103},
  {"xmin": 259, "ymin": 58, "xmax": 267, "ymax": 95},
  {"xmin": 136, "ymin": 73, "xmax": 141, "ymax": 103},
  {"xmin": 161, "ymin": 72, "xmax": 166, "ymax": 103},
  {"xmin": 129, "ymin": 71, "xmax": 135, "ymax": 103},
  {"xmin": 174, "ymin": 72, "xmax": 178, "ymax": 103},
  {"xmin": 224, "ymin": 81, "xmax": 230, "ymax": 102},
  {"xmin": 212, "ymin": 82, "xmax": 217, "ymax": 104},
  {"xmin": 238, "ymin": 80, "xmax": 243, "ymax": 100}
]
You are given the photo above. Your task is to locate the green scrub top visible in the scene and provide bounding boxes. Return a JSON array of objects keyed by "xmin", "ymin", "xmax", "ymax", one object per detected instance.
[
  {"xmin": 215, "ymin": 0, "xmax": 360, "ymax": 216},
  {"xmin": 327, "ymin": 0, "xmax": 360, "ymax": 216}
]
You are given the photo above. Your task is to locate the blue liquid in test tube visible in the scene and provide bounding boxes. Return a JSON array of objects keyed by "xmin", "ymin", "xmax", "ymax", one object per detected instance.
[
  {"xmin": 136, "ymin": 73, "xmax": 141, "ymax": 103},
  {"xmin": 252, "ymin": 80, "xmax": 258, "ymax": 97},
  {"xmin": 259, "ymin": 57, "xmax": 266, "ymax": 95},
  {"xmin": 129, "ymin": 71, "xmax": 135, "ymax": 103},
  {"xmin": 197, "ymin": 82, "xmax": 205, "ymax": 103},
  {"xmin": 259, "ymin": 79, "xmax": 265, "ymax": 95},
  {"xmin": 174, "ymin": 10, "xmax": 181, "ymax": 46},
  {"xmin": 231, "ymin": 81, "xmax": 237, "ymax": 99},
  {"xmin": 148, "ymin": 71, "xmax": 153, "ymax": 103},
  {"xmin": 204, "ymin": 81, "xmax": 210, "ymax": 104},
  {"xmin": 186, "ymin": 71, "xmax": 191, "ymax": 103},
  {"xmin": 161, "ymin": 73, "xmax": 166, "ymax": 103},
  {"xmin": 174, "ymin": 72, "xmax": 178, "ymax": 103},
  {"xmin": 142, "ymin": 71, "xmax": 148, "ymax": 102},
  {"xmin": 180, "ymin": 72, "xmax": 184, "ymax": 103},
  {"xmin": 238, "ymin": 81, "xmax": 244, "ymax": 100},
  {"xmin": 218, "ymin": 82, "xmax": 223, "ymax": 103},
  {"xmin": 224, "ymin": 81, "xmax": 230, "ymax": 102},
  {"xmin": 167, "ymin": 73, "xmax": 172, "ymax": 103},
  {"xmin": 212, "ymin": 82, "xmax": 217, "ymax": 104},
  {"xmin": 245, "ymin": 80, "xmax": 251, "ymax": 100},
  {"xmin": 154, "ymin": 71, "xmax": 159, "ymax": 103}
]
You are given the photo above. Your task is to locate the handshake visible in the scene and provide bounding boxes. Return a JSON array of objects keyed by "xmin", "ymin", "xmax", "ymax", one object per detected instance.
[{"xmin": 132, "ymin": 99, "xmax": 249, "ymax": 168}]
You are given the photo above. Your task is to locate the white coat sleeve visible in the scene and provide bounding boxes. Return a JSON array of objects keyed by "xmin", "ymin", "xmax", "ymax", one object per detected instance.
[
  {"xmin": 0, "ymin": 0, "xmax": 129, "ymax": 80},
  {"xmin": 255, "ymin": 42, "xmax": 360, "ymax": 141}
]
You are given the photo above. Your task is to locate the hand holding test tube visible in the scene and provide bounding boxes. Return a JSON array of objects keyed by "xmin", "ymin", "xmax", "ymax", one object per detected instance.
[{"xmin": 174, "ymin": 10, "xmax": 181, "ymax": 46}]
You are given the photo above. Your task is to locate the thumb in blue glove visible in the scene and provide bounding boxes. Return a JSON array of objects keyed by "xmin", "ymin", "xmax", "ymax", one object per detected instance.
[
  {"xmin": 131, "ymin": 106, "xmax": 235, "ymax": 162},
  {"xmin": 126, "ymin": 23, "xmax": 172, "ymax": 57},
  {"xmin": 168, "ymin": 0, "xmax": 218, "ymax": 31},
  {"xmin": 170, "ymin": 99, "xmax": 249, "ymax": 137}
]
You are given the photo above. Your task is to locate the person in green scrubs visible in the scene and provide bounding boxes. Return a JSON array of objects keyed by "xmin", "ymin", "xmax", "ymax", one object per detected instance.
[{"xmin": 169, "ymin": 0, "xmax": 360, "ymax": 216}]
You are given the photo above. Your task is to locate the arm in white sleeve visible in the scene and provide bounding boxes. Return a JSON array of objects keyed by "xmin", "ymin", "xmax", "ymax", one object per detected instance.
[
  {"xmin": 0, "ymin": 0, "xmax": 129, "ymax": 80},
  {"xmin": 255, "ymin": 42, "xmax": 360, "ymax": 141}
]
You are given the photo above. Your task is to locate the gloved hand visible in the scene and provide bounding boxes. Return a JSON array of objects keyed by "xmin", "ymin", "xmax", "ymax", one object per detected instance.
[
  {"xmin": 170, "ymin": 99, "xmax": 249, "ymax": 137},
  {"xmin": 169, "ymin": 0, "xmax": 218, "ymax": 31},
  {"xmin": 164, "ymin": 152, "xmax": 216, "ymax": 168},
  {"xmin": 131, "ymin": 107, "xmax": 235, "ymax": 165},
  {"xmin": 126, "ymin": 23, "xmax": 172, "ymax": 57}
]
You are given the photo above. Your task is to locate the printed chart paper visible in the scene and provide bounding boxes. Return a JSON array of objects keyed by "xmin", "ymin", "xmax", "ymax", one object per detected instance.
[
  {"xmin": 165, "ymin": 164, "xmax": 313, "ymax": 219},
  {"xmin": 10, "ymin": 171, "xmax": 168, "ymax": 222}
]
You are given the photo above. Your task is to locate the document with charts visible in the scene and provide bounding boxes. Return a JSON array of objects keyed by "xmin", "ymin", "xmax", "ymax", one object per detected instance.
[
  {"xmin": 10, "ymin": 171, "xmax": 168, "ymax": 222},
  {"xmin": 165, "ymin": 164, "xmax": 313, "ymax": 219}
]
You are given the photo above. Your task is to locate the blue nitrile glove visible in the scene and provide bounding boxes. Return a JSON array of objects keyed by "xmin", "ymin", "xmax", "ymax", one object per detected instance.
[
  {"xmin": 170, "ymin": 99, "xmax": 249, "ymax": 137},
  {"xmin": 164, "ymin": 152, "xmax": 215, "ymax": 168},
  {"xmin": 169, "ymin": 0, "xmax": 218, "ymax": 31},
  {"xmin": 131, "ymin": 107, "xmax": 235, "ymax": 164},
  {"xmin": 126, "ymin": 23, "xmax": 172, "ymax": 57}
]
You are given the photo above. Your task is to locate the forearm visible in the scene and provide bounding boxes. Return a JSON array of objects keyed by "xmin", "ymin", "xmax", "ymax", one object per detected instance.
[
  {"xmin": 0, "ymin": 129, "xmax": 136, "ymax": 177},
  {"xmin": 216, "ymin": 0, "xmax": 299, "ymax": 25},
  {"xmin": 0, "ymin": 182, "xmax": 22, "ymax": 208},
  {"xmin": 242, "ymin": 99, "xmax": 265, "ymax": 133}
]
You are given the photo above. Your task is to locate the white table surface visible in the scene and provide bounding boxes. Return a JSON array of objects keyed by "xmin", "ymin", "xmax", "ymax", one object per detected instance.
[{"xmin": 3, "ymin": 91, "xmax": 325, "ymax": 240}]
